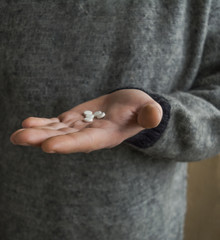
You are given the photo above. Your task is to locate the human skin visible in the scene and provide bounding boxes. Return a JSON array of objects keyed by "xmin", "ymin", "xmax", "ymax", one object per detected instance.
[{"xmin": 10, "ymin": 89, "xmax": 163, "ymax": 154}]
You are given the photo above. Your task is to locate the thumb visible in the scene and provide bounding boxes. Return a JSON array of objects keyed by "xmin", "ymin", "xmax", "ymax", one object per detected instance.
[{"xmin": 137, "ymin": 101, "xmax": 163, "ymax": 129}]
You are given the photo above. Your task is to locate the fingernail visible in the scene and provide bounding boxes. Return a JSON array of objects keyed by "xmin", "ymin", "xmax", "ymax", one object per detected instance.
[{"xmin": 20, "ymin": 143, "xmax": 30, "ymax": 146}]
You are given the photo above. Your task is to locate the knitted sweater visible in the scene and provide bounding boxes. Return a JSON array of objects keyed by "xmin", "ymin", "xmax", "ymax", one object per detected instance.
[{"xmin": 0, "ymin": 1, "xmax": 219, "ymax": 239}]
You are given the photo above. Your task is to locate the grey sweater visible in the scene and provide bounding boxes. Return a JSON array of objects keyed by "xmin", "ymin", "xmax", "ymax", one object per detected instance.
[{"xmin": 0, "ymin": 0, "xmax": 220, "ymax": 240}]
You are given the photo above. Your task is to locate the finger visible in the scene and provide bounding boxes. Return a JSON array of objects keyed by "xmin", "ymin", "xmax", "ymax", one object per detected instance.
[
  {"xmin": 22, "ymin": 117, "xmax": 60, "ymax": 128},
  {"xmin": 10, "ymin": 129, "xmax": 26, "ymax": 144},
  {"xmin": 41, "ymin": 128, "xmax": 113, "ymax": 154},
  {"xmin": 137, "ymin": 102, "xmax": 163, "ymax": 129},
  {"xmin": 10, "ymin": 128, "xmax": 76, "ymax": 147},
  {"xmin": 57, "ymin": 111, "xmax": 82, "ymax": 123},
  {"xmin": 35, "ymin": 122, "xmax": 69, "ymax": 130}
]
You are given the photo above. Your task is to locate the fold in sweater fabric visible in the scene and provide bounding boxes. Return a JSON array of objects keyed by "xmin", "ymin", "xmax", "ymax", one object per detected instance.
[{"xmin": 0, "ymin": 0, "xmax": 219, "ymax": 240}]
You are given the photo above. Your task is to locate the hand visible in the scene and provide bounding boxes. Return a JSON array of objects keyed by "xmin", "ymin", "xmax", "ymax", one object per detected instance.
[{"xmin": 10, "ymin": 89, "xmax": 163, "ymax": 154}]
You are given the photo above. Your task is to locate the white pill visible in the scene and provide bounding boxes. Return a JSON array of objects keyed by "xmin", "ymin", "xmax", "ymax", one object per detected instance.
[
  {"xmin": 96, "ymin": 112, "xmax": 105, "ymax": 119},
  {"xmin": 84, "ymin": 117, "xmax": 93, "ymax": 122},
  {"xmin": 94, "ymin": 111, "xmax": 102, "ymax": 117},
  {"xmin": 87, "ymin": 114, "xmax": 94, "ymax": 119},
  {"xmin": 83, "ymin": 110, "xmax": 93, "ymax": 116}
]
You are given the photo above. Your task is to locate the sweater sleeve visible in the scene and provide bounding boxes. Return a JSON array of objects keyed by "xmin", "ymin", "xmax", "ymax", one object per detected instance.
[{"xmin": 109, "ymin": 2, "xmax": 220, "ymax": 163}]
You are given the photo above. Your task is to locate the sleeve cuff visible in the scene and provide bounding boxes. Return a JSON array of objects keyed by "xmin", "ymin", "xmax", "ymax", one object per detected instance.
[{"xmin": 107, "ymin": 86, "xmax": 171, "ymax": 148}]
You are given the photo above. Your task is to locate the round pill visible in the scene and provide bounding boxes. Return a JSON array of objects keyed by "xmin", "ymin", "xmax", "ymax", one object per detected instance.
[
  {"xmin": 83, "ymin": 110, "xmax": 93, "ymax": 116},
  {"xmin": 94, "ymin": 111, "xmax": 102, "ymax": 117},
  {"xmin": 84, "ymin": 117, "xmax": 93, "ymax": 122},
  {"xmin": 87, "ymin": 114, "xmax": 94, "ymax": 119},
  {"xmin": 96, "ymin": 112, "xmax": 105, "ymax": 119}
]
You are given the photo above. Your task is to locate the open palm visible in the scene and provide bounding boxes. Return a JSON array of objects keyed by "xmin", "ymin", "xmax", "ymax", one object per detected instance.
[{"xmin": 10, "ymin": 89, "xmax": 163, "ymax": 154}]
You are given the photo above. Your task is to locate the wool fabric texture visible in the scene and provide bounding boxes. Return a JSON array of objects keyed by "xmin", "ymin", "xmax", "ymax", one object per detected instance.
[{"xmin": 0, "ymin": 1, "xmax": 220, "ymax": 240}]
